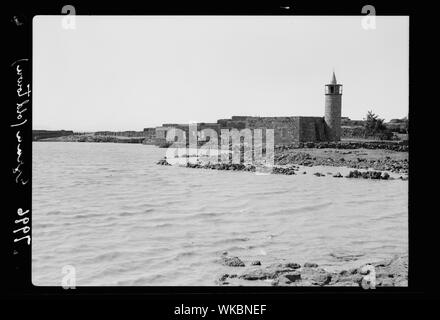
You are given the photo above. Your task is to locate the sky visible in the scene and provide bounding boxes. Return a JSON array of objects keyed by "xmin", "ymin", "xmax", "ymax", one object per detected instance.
[{"xmin": 33, "ymin": 16, "xmax": 409, "ymax": 131}]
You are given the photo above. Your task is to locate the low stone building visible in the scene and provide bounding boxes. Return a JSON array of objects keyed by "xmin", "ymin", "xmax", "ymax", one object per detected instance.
[{"xmin": 153, "ymin": 72, "xmax": 343, "ymax": 145}]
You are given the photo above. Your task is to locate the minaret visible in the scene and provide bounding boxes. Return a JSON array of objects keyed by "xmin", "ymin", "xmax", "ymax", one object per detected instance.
[{"xmin": 324, "ymin": 71, "xmax": 343, "ymax": 141}]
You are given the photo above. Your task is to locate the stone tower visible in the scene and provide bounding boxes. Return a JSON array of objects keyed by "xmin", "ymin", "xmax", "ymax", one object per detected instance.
[{"xmin": 324, "ymin": 71, "xmax": 342, "ymax": 141}]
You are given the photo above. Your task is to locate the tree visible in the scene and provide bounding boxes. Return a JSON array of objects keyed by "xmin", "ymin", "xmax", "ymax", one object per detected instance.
[
  {"xmin": 363, "ymin": 111, "xmax": 391, "ymax": 140},
  {"xmin": 401, "ymin": 116, "xmax": 408, "ymax": 134}
]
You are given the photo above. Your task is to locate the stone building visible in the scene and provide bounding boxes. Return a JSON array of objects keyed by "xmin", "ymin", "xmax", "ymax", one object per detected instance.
[{"xmin": 153, "ymin": 72, "xmax": 343, "ymax": 145}]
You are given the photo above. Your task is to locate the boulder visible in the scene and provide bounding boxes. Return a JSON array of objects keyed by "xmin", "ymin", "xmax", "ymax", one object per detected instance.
[
  {"xmin": 218, "ymin": 274, "xmax": 229, "ymax": 282},
  {"xmin": 381, "ymin": 172, "xmax": 390, "ymax": 180},
  {"xmin": 156, "ymin": 158, "xmax": 171, "ymax": 166},
  {"xmin": 283, "ymin": 272, "xmax": 302, "ymax": 282},
  {"xmin": 303, "ymin": 262, "xmax": 319, "ymax": 268},
  {"xmin": 221, "ymin": 256, "xmax": 245, "ymax": 267},
  {"xmin": 284, "ymin": 262, "xmax": 301, "ymax": 269},
  {"xmin": 239, "ymin": 264, "xmax": 297, "ymax": 280}
]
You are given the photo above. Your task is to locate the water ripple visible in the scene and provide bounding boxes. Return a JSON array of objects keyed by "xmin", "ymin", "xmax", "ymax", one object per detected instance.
[{"xmin": 32, "ymin": 142, "xmax": 408, "ymax": 286}]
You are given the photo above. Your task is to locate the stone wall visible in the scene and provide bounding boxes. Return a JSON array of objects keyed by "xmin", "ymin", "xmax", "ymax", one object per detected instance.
[
  {"xmin": 154, "ymin": 114, "xmax": 336, "ymax": 146},
  {"xmin": 143, "ymin": 127, "xmax": 156, "ymax": 144},
  {"xmin": 298, "ymin": 117, "xmax": 327, "ymax": 142},
  {"xmin": 244, "ymin": 117, "xmax": 300, "ymax": 145}
]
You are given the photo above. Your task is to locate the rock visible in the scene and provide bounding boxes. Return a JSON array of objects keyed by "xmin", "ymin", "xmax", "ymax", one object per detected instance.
[
  {"xmin": 156, "ymin": 158, "xmax": 171, "ymax": 166},
  {"xmin": 330, "ymin": 272, "xmax": 363, "ymax": 286},
  {"xmin": 332, "ymin": 172, "xmax": 343, "ymax": 178},
  {"xmin": 329, "ymin": 281, "xmax": 360, "ymax": 287},
  {"xmin": 227, "ymin": 255, "xmax": 408, "ymax": 287},
  {"xmin": 377, "ymin": 255, "xmax": 408, "ymax": 278},
  {"xmin": 222, "ymin": 256, "xmax": 245, "ymax": 267},
  {"xmin": 239, "ymin": 265, "xmax": 296, "ymax": 280},
  {"xmin": 393, "ymin": 278, "xmax": 408, "ymax": 287},
  {"xmin": 378, "ymin": 278, "xmax": 394, "ymax": 287},
  {"xmin": 312, "ymin": 273, "xmax": 332, "ymax": 286},
  {"xmin": 359, "ymin": 264, "xmax": 373, "ymax": 275},
  {"xmin": 371, "ymin": 171, "xmax": 382, "ymax": 179},
  {"xmin": 239, "ymin": 269, "xmax": 271, "ymax": 281},
  {"xmin": 381, "ymin": 172, "xmax": 390, "ymax": 180},
  {"xmin": 251, "ymin": 260, "xmax": 261, "ymax": 266},
  {"xmin": 284, "ymin": 272, "xmax": 301, "ymax": 282},
  {"xmin": 284, "ymin": 262, "xmax": 301, "ymax": 269},
  {"xmin": 330, "ymin": 252, "xmax": 364, "ymax": 262},
  {"xmin": 300, "ymin": 268, "xmax": 332, "ymax": 286},
  {"xmin": 273, "ymin": 166, "xmax": 297, "ymax": 175},
  {"xmin": 272, "ymin": 272, "xmax": 303, "ymax": 286},
  {"xmin": 218, "ymin": 274, "xmax": 229, "ymax": 282},
  {"xmin": 348, "ymin": 268, "xmax": 358, "ymax": 275},
  {"xmin": 271, "ymin": 279, "xmax": 281, "ymax": 286},
  {"xmin": 271, "ymin": 279, "xmax": 280, "ymax": 286},
  {"xmin": 346, "ymin": 170, "xmax": 394, "ymax": 180},
  {"xmin": 303, "ymin": 262, "xmax": 318, "ymax": 268},
  {"xmin": 314, "ymin": 172, "xmax": 325, "ymax": 177}
]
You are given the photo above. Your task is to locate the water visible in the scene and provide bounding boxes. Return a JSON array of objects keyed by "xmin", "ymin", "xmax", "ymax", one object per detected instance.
[{"xmin": 32, "ymin": 142, "xmax": 408, "ymax": 286}]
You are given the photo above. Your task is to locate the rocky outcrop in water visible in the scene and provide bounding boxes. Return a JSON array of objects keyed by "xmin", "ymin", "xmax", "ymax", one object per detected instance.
[
  {"xmin": 157, "ymin": 159, "xmax": 259, "ymax": 172},
  {"xmin": 216, "ymin": 255, "xmax": 408, "ymax": 287},
  {"xmin": 156, "ymin": 157, "xmax": 406, "ymax": 181},
  {"xmin": 221, "ymin": 255, "xmax": 245, "ymax": 267},
  {"xmin": 346, "ymin": 170, "xmax": 392, "ymax": 180},
  {"xmin": 272, "ymin": 166, "xmax": 298, "ymax": 175},
  {"xmin": 156, "ymin": 159, "xmax": 171, "ymax": 166}
]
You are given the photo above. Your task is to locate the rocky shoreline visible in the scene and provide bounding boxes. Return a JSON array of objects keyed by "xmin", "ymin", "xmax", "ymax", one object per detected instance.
[
  {"xmin": 275, "ymin": 150, "xmax": 408, "ymax": 174},
  {"xmin": 157, "ymin": 140, "xmax": 409, "ymax": 178},
  {"xmin": 34, "ymin": 134, "xmax": 145, "ymax": 143},
  {"xmin": 275, "ymin": 140, "xmax": 408, "ymax": 152},
  {"xmin": 157, "ymin": 159, "xmax": 409, "ymax": 180},
  {"xmin": 157, "ymin": 154, "xmax": 408, "ymax": 180},
  {"xmin": 216, "ymin": 253, "xmax": 408, "ymax": 287}
]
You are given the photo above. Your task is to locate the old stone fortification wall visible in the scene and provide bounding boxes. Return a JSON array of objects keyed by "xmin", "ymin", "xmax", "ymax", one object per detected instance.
[
  {"xmin": 298, "ymin": 117, "xmax": 327, "ymax": 142},
  {"xmin": 142, "ymin": 128, "xmax": 157, "ymax": 144},
  {"xmin": 244, "ymin": 117, "xmax": 300, "ymax": 145},
  {"xmin": 221, "ymin": 116, "xmax": 329, "ymax": 144},
  {"xmin": 153, "ymin": 114, "xmax": 335, "ymax": 146}
]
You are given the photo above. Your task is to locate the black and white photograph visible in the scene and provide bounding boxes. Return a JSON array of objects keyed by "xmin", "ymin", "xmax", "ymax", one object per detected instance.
[{"xmin": 30, "ymin": 14, "xmax": 408, "ymax": 287}]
